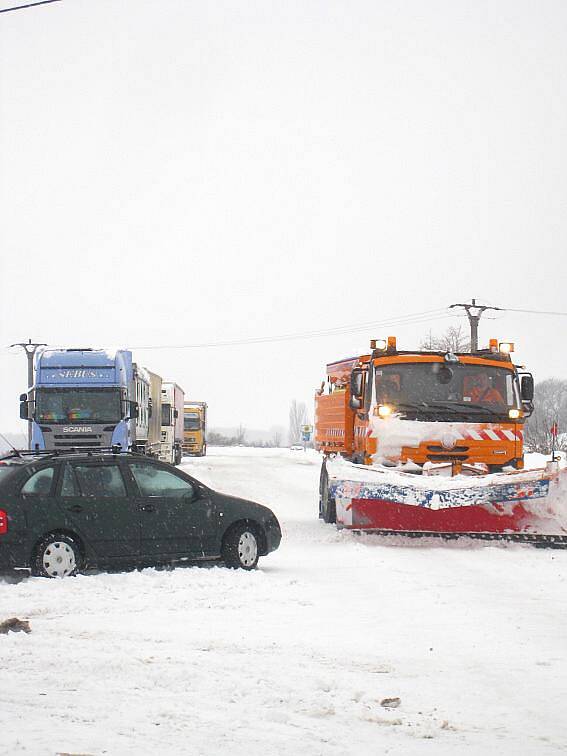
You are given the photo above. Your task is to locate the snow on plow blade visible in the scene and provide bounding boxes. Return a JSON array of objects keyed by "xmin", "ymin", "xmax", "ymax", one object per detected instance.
[{"xmin": 328, "ymin": 462, "xmax": 567, "ymax": 546}]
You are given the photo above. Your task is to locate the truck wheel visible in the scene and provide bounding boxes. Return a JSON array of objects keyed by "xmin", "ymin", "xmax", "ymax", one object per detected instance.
[
  {"xmin": 32, "ymin": 533, "xmax": 82, "ymax": 578},
  {"xmin": 222, "ymin": 523, "xmax": 260, "ymax": 570},
  {"xmin": 320, "ymin": 465, "xmax": 336, "ymax": 524}
]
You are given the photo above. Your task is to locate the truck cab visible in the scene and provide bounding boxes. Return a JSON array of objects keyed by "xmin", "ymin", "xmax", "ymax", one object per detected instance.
[
  {"xmin": 182, "ymin": 401, "xmax": 207, "ymax": 456},
  {"xmin": 21, "ymin": 348, "xmax": 141, "ymax": 452},
  {"xmin": 159, "ymin": 382, "xmax": 185, "ymax": 465},
  {"xmin": 315, "ymin": 337, "xmax": 534, "ymax": 473}
]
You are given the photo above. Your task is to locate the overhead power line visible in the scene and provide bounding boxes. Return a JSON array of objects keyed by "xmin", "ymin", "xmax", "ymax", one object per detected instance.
[
  {"xmin": 500, "ymin": 307, "xmax": 567, "ymax": 317},
  {"xmin": 0, "ymin": 0, "xmax": 61, "ymax": 13},
  {"xmin": 129, "ymin": 308, "xmax": 452, "ymax": 350},
  {"xmin": 3, "ymin": 304, "xmax": 564, "ymax": 357}
]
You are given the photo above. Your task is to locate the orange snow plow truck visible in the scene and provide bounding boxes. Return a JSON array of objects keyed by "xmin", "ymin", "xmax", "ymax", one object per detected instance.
[{"xmin": 315, "ymin": 336, "xmax": 535, "ymax": 474}]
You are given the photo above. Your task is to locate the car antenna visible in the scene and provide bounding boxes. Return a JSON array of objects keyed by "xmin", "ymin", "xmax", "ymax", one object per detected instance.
[{"xmin": 0, "ymin": 432, "xmax": 23, "ymax": 458}]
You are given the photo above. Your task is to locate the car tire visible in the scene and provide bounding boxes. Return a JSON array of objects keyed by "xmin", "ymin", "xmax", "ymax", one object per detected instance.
[
  {"xmin": 32, "ymin": 533, "xmax": 82, "ymax": 578},
  {"xmin": 320, "ymin": 465, "xmax": 336, "ymax": 524},
  {"xmin": 222, "ymin": 523, "xmax": 261, "ymax": 570}
]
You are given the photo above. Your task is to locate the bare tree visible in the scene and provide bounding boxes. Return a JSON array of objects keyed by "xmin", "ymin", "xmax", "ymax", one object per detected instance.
[
  {"xmin": 420, "ymin": 325, "xmax": 471, "ymax": 353},
  {"xmin": 270, "ymin": 429, "xmax": 282, "ymax": 447},
  {"xmin": 289, "ymin": 400, "xmax": 307, "ymax": 444},
  {"xmin": 525, "ymin": 378, "xmax": 567, "ymax": 453}
]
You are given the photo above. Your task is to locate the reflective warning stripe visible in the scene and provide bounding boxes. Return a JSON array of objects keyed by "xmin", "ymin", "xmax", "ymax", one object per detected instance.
[{"xmin": 461, "ymin": 428, "xmax": 522, "ymax": 443}]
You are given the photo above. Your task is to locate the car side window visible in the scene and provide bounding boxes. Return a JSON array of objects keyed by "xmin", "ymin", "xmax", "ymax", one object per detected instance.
[
  {"xmin": 20, "ymin": 466, "xmax": 55, "ymax": 496},
  {"xmin": 73, "ymin": 465, "xmax": 127, "ymax": 498},
  {"xmin": 129, "ymin": 463, "xmax": 194, "ymax": 500},
  {"xmin": 60, "ymin": 464, "xmax": 80, "ymax": 497}
]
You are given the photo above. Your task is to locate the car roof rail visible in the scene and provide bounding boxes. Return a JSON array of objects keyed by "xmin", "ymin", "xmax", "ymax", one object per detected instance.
[{"xmin": 0, "ymin": 446, "xmax": 148, "ymax": 461}]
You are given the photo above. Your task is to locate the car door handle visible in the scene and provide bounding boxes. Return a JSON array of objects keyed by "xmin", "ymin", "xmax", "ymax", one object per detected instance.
[
  {"xmin": 139, "ymin": 504, "xmax": 155, "ymax": 513},
  {"xmin": 66, "ymin": 504, "xmax": 83, "ymax": 513}
]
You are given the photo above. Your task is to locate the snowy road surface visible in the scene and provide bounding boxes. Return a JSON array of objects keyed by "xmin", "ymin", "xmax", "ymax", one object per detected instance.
[{"xmin": 1, "ymin": 447, "xmax": 566, "ymax": 755}]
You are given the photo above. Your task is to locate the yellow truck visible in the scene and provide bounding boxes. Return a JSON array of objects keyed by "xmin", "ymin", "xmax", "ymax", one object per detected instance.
[{"xmin": 182, "ymin": 401, "xmax": 207, "ymax": 456}]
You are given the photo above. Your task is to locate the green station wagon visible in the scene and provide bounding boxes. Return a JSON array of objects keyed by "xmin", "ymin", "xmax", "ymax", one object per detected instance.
[{"xmin": 0, "ymin": 450, "xmax": 281, "ymax": 576}]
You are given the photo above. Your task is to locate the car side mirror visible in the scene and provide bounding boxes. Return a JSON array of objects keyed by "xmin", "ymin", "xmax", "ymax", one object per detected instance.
[{"xmin": 521, "ymin": 374, "xmax": 534, "ymax": 402}]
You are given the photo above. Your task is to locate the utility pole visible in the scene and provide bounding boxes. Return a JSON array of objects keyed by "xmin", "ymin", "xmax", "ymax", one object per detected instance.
[
  {"xmin": 449, "ymin": 299, "xmax": 501, "ymax": 352},
  {"xmin": 10, "ymin": 339, "xmax": 46, "ymax": 448}
]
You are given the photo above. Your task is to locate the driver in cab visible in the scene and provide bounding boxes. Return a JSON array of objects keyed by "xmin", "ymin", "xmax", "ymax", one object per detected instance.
[{"xmin": 465, "ymin": 374, "xmax": 504, "ymax": 404}]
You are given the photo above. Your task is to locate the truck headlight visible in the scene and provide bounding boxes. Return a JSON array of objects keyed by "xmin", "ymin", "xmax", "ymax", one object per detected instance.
[
  {"xmin": 378, "ymin": 404, "xmax": 393, "ymax": 417},
  {"xmin": 508, "ymin": 408, "xmax": 521, "ymax": 419}
]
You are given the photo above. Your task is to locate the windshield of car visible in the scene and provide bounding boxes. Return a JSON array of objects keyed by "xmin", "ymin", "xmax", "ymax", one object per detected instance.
[
  {"xmin": 375, "ymin": 362, "xmax": 520, "ymax": 413},
  {"xmin": 184, "ymin": 413, "xmax": 200, "ymax": 431},
  {"xmin": 35, "ymin": 388, "xmax": 122, "ymax": 424}
]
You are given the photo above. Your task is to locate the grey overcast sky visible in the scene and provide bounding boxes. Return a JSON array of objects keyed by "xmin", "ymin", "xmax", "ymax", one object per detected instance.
[{"xmin": 0, "ymin": 0, "xmax": 566, "ymax": 435}]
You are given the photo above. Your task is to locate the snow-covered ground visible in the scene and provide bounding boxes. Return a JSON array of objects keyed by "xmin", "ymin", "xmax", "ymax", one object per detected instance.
[{"xmin": 1, "ymin": 447, "xmax": 566, "ymax": 755}]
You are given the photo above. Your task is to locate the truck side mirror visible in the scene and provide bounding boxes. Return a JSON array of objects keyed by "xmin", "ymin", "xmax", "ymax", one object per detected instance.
[
  {"xmin": 350, "ymin": 369, "xmax": 363, "ymax": 398},
  {"xmin": 148, "ymin": 399, "xmax": 153, "ymax": 419},
  {"xmin": 19, "ymin": 394, "xmax": 28, "ymax": 420},
  {"xmin": 521, "ymin": 375, "xmax": 534, "ymax": 402},
  {"xmin": 349, "ymin": 369, "xmax": 364, "ymax": 410},
  {"xmin": 173, "ymin": 409, "xmax": 179, "ymax": 419},
  {"xmin": 129, "ymin": 401, "xmax": 139, "ymax": 420}
]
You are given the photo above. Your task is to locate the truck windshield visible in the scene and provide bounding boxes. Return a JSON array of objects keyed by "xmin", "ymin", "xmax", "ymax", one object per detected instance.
[
  {"xmin": 375, "ymin": 363, "xmax": 520, "ymax": 412},
  {"xmin": 184, "ymin": 413, "xmax": 200, "ymax": 431},
  {"xmin": 35, "ymin": 388, "xmax": 122, "ymax": 424}
]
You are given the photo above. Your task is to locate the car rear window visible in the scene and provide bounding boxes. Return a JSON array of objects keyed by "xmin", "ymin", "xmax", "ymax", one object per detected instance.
[
  {"xmin": 0, "ymin": 464, "xmax": 19, "ymax": 485},
  {"xmin": 21, "ymin": 467, "xmax": 55, "ymax": 495},
  {"xmin": 73, "ymin": 465, "xmax": 127, "ymax": 498}
]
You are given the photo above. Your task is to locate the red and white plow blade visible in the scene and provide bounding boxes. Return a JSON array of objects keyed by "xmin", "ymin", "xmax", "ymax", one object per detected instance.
[{"xmin": 327, "ymin": 459, "xmax": 567, "ymax": 542}]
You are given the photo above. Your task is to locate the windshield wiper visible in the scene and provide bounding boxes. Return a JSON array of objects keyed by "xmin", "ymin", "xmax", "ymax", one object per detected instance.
[
  {"xmin": 394, "ymin": 401, "xmax": 433, "ymax": 411},
  {"xmin": 434, "ymin": 401, "xmax": 508, "ymax": 417},
  {"xmin": 395, "ymin": 401, "xmax": 508, "ymax": 418}
]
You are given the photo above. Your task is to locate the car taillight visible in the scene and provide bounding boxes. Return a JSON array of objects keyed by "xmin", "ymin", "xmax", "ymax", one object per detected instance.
[{"xmin": 0, "ymin": 509, "xmax": 7, "ymax": 535}]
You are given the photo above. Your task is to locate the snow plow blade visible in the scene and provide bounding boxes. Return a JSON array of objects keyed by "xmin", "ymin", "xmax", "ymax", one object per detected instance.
[{"xmin": 327, "ymin": 461, "xmax": 567, "ymax": 547}]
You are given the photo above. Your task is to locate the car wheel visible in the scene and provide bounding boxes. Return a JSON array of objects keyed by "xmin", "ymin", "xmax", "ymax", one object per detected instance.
[
  {"xmin": 320, "ymin": 465, "xmax": 336, "ymax": 524},
  {"xmin": 222, "ymin": 523, "xmax": 260, "ymax": 570},
  {"xmin": 32, "ymin": 533, "xmax": 82, "ymax": 578}
]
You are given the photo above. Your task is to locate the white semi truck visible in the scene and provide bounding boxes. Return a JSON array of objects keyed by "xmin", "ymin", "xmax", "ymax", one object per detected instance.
[{"xmin": 160, "ymin": 381, "xmax": 185, "ymax": 465}]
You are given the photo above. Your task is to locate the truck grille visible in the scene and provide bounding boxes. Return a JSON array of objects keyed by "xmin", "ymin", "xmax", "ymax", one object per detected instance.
[{"xmin": 53, "ymin": 434, "xmax": 103, "ymax": 448}]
